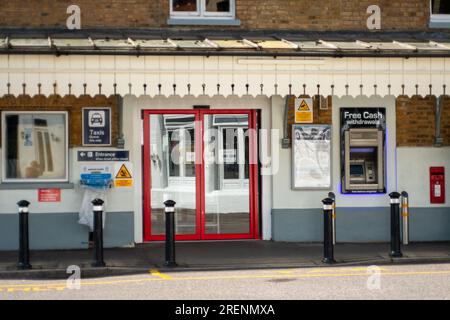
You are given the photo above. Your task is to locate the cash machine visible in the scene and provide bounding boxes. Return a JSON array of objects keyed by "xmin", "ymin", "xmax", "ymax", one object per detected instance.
[
  {"xmin": 344, "ymin": 128, "xmax": 384, "ymax": 192},
  {"xmin": 341, "ymin": 108, "xmax": 386, "ymax": 194}
]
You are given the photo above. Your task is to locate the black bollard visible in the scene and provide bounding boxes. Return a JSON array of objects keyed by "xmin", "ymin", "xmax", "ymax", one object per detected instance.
[
  {"xmin": 17, "ymin": 200, "xmax": 32, "ymax": 270},
  {"xmin": 389, "ymin": 192, "xmax": 403, "ymax": 258},
  {"xmin": 322, "ymin": 197, "xmax": 335, "ymax": 264},
  {"xmin": 91, "ymin": 198, "xmax": 106, "ymax": 267},
  {"xmin": 164, "ymin": 199, "xmax": 177, "ymax": 267},
  {"xmin": 328, "ymin": 192, "xmax": 336, "ymax": 245}
]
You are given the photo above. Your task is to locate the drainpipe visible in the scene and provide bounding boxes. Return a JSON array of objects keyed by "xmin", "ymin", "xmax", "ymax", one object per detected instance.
[
  {"xmin": 434, "ymin": 95, "xmax": 443, "ymax": 147},
  {"xmin": 281, "ymin": 95, "xmax": 292, "ymax": 149},
  {"xmin": 117, "ymin": 95, "xmax": 125, "ymax": 149}
]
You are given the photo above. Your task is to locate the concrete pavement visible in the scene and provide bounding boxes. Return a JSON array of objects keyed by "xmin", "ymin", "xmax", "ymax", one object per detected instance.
[{"xmin": 0, "ymin": 241, "xmax": 449, "ymax": 279}]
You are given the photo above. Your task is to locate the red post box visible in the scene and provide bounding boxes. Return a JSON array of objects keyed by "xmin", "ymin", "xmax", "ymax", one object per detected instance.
[{"xmin": 430, "ymin": 167, "xmax": 445, "ymax": 204}]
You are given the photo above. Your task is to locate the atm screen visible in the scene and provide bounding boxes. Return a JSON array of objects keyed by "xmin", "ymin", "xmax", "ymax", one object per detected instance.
[{"xmin": 350, "ymin": 164, "xmax": 364, "ymax": 176}]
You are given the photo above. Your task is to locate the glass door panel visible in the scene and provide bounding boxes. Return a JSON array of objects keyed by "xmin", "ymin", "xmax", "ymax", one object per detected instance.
[
  {"xmin": 203, "ymin": 114, "xmax": 251, "ymax": 235},
  {"xmin": 144, "ymin": 109, "xmax": 257, "ymax": 241},
  {"xmin": 148, "ymin": 113, "xmax": 198, "ymax": 237}
]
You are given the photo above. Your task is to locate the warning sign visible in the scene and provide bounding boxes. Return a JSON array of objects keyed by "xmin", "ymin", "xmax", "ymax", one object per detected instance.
[
  {"xmin": 114, "ymin": 162, "xmax": 133, "ymax": 187},
  {"xmin": 115, "ymin": 179, "xmax": 133, "ymax": 187},
  {"xmin": 298, "ymin": 100, "xmax": 310, "ymax": 111},
  {"xmin": 116, "ymin": 164, "xmax": 132, "ymax": 179},
  {"xmin": 295, "ymin": 98, "xmax": 313, "ymax": 123}
]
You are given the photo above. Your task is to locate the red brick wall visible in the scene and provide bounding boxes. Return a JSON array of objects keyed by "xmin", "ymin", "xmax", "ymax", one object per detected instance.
[
  {"xmin": 0, "ymin": 95, "xmax": 119, "ymax": 148},
  {"xmin": 440, "ymin": 96, "xmax": 450, "ymax": 146},
  {"xmin": 286, "ymin": 95, "xmax": 332, "ymax": 140},
  {"xmin": 396, "ymin": 95, "xmax": 450, "ymax": 147},
  {"xmin": 0, "ymin": 0, "xmax": 430, "ymax": 31}
]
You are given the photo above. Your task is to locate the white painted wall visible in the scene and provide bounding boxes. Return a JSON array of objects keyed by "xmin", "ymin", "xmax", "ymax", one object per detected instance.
[
  {"xmin": 397, "ymin": 147, "xmax": 450, "ymax": 208},
  {"xmin": 272, "ymin": 95, "xmax": 397, "ymax": 209},
  {"xmin": 0, "ymin": 148, "xmax": 134, "ymax": 214},
  {"xmin": 124, "ymin": 94, "xmax": 273, "ymax": 242}
]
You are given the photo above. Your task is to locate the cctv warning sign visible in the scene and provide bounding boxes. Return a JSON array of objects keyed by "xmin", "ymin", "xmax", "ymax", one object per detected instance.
[
  {"xmin": 114, "ymin": 162, "xmax": 133, "ymax": 187},
  {"xmin": 295, "ymin": 98, "xmax": 313, "ymax": 123}
]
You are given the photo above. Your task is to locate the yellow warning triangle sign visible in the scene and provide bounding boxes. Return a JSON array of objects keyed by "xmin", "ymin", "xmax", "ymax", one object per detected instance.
[
  {"xmin": 298, "ymin": 100, "xmax": 310, "ymax": 111},
  {"xmin": 116, "ymin": 164, "xmax": 132, "ymax": 179}
]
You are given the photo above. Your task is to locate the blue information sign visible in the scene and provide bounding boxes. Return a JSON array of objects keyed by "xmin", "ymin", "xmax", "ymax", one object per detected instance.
[
  {"xmin": 83, "ymin": 107, "xmax": 111, "ymax": 146},
  {"xmin": 80, "ymin": 173, "xmax": 112, "ymax": 188},
  {"xmin": 78, "ymin": 150, "xmax": 130, "ymax": 162}
]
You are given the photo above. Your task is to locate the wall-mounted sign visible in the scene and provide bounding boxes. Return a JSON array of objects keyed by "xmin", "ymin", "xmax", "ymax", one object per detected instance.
[
  {"xmin": 292, "ymin": 124, "xmax": 332, "ymax": 189},
  {"xmin": 340, "ymin": 108, "xmax": 386, "ymax": 129},
  {"xmin": 80, "ymin": 164, "xmax": 113, "ymax": 188},
  {"xmin": 294, "ymin": 98, "xmax": 313, "ymax": 123},
  {"xmin": 38, "ymin": 189, "xmax": 61, "ymax": 202},
  {"xmin": 78, "ymin": 150, "xmax": 129, "ymax": 162},
  {"xmin": 114, "ymin": 162, "xmax": 133, "ymax": 187},
  {"xmin": 82, "ymin": 107, "xmax": 111, "ymax": 146}
]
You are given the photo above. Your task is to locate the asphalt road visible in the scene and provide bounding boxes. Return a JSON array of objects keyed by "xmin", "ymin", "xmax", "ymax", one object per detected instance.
[{"xmin": 1, "ymin": 263, "xmax": 450, "ymax": 300}]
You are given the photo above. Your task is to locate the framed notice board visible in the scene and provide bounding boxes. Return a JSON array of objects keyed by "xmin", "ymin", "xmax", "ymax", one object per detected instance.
[{"xmin": 292, "ymin": 124, "xmax": 332, "ymax": 190}]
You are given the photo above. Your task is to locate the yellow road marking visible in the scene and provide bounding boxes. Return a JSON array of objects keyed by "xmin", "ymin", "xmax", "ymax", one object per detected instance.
[
  {"xmin": 308, "ymin": 267, "xmax": 388, "ymax": 273},
  {"xmin": 277, "ymin": 270, "xmax": 295, "ymax": 274},
  {"xmin": 1, "ymin": 268, "xmax": 450, "ymax": 293},
  {"xmin": 149, "ymin": 269, "xmax": 174, "ymax": 280}
]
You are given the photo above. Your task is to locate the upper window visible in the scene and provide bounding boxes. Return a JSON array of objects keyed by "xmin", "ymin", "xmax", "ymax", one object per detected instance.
[
  {"xmin": 170, "ymin": 0, "xmax": 235, "ymax": 18},
  {"xmin": 2, "ymin": 112, "xmax": 68, "ymax": 183},
  {"xmin": 430, "ymin": 0, "xmax": 450, "ymax": 26}
]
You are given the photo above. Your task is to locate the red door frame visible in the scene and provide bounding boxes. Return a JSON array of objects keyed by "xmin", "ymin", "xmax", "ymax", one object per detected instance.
[{"xmin": 143, "ymin": 109, "xmax": 259, "ymax": 241}]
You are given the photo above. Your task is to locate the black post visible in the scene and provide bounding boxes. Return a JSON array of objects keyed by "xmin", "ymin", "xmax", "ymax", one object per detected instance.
[
  {"xmin": 328, "ymin": 192, "xmax": 336, "ymax": 246},
  {"xmin": 322, "ymin": 197, "xmax": 335, "ymax": 264},
  {"xmin": 389, "ymin": 192, "xmax": 403, "ymax": 258},
  {"xmin": 17, "ymin": 200, "xmax": 31, "ymax": 270},
  {"xmin": 164, "ymin": 199, "xmax": 177, "ymax": 267},
  {"xmin": 92, "ymin": 198, "xmax": 106, "ymax": 267}
]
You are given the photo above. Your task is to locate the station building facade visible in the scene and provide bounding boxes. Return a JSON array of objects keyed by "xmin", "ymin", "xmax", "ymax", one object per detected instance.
[{"xmin": 0, "ymin": 0, "xmax": 449, "ymax": 250}]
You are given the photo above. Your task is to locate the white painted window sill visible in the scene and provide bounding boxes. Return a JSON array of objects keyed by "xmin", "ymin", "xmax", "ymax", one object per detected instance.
[
  {"xmin": 167, "ymin": 18, "xmax": 241, "ymax": 26},
  {"xmin": 429, "ymin": 18, "xmax": 450, "ymax": 28}
]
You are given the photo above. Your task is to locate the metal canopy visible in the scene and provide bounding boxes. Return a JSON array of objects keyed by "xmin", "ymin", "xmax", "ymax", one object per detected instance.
[
  {"xmin": 2, "ymin": 34, "xmax": 450, "ymax": 57},
  {"xmin": 2, "ymin": 31, "xmax": 450, "ymax": 98}
]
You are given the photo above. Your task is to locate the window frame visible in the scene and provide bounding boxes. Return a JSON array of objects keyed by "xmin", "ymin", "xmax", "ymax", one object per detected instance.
[
  {"xmin": 1, "ymin": 111, "xmax": 69, "ymax": 183},
  {"xmin": 170, "ymin": 0, "xmax": 235, "ymax": 19},
  {"xmin": 430, "ymin": 0, "xmax": 450, "ymax": 23},
  {"xmin": 218, "ymin": 126, "xmax": 249, "ymax": 190},
  {"xmin": 166, "ymin": 127, "xmax": 196, "ymax": 181}
]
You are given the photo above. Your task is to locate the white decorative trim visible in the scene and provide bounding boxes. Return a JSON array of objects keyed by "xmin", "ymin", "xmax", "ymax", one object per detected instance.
[{"xmin": 0, "ymin": 55, "xmax": 448, "ymax": 98}]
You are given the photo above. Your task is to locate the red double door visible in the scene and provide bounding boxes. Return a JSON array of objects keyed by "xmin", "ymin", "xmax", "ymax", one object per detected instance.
[{"xmin": 143, "ymin": 109, "xmax": 259, "ymax": 241}]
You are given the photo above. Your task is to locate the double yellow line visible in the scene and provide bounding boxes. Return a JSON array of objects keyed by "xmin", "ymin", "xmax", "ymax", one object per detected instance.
[{"xmin": 1, "ymin": 267, "xmax": 450, "ymax": 294}]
